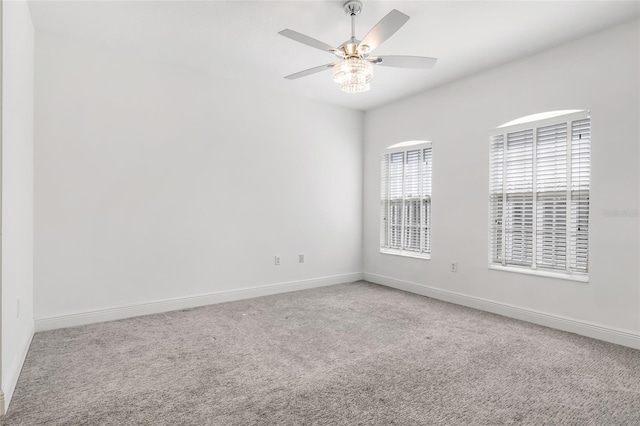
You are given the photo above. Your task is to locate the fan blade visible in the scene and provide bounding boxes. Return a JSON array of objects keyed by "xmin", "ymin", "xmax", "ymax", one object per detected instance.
[
  {"xmin": 284, "ymin": 63, "xmax": 336, "ymax": 80},
  {"xmin": 279, "ymin": 29, "xmax": 341, "ymax": 56},
  {"xmin": 358, "ymin": 9, "xmax": 410, "ymax": 52},
  {"xmin": 371, "ymin": 55, "xmax": 438, "ymax": 69}
]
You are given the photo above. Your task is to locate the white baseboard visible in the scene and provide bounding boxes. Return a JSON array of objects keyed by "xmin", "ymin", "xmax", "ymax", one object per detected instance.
[
  {"xmin": 3, "ymin": 321, "xmax": 35, "ymax": 414},
  {"xmin": 35, "ymin": 273, "xmax": 363, "ymax": 332},
  {"xmin": 364, "ymin": 272, "xmax": 640, "ymax": 350}
]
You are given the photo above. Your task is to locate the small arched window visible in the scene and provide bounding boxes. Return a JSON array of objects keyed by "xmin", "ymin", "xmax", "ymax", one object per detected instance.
[
  {"xmin": 489, "ymin": 110, "xmax": 590, "ymax": 281},
  {"xmin": 380, "ymin": 141, "xmax": 432, "ymax": 259}
]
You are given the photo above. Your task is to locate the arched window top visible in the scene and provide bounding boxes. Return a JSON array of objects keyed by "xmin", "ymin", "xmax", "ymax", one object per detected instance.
[
  {"xmin": 386, "ymin": 140, "xmax": 431, "ymax": 150},
  {"xmin": 497, "ymin": 110, "xmax": 587, "ymax": 129}
]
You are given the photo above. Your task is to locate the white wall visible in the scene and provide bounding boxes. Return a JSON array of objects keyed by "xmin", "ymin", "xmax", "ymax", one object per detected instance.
[
  {"xmin": 29, "ymin": 14, "xmax": 639, "ymax": 346},
  {"xmin": 2, "ymin": 0, "xmax": 35, "ymax": 412},
  {"xmin": 34, "ymin": 33, "xmax": 363, "ymax": 322},
  {"xmin": 364, "ymin": 21, "xmax": 640, "ymax": 335}
]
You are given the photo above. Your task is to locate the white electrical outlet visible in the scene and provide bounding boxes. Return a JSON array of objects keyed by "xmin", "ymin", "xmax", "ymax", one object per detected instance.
[
  {"xmin": 299, "ymin": 254, "xmax": 304, "ymax": 263},
  {"xmin": 275, "ymin": 256, "xmax": 281, "ymax": 266},
  {"xmin": 450, "ymin": 262, "xmax": 458, "ymax": 272},
  {"xmin": 17, "ymin": 299, "xmax": 20, "ymax": 318}
]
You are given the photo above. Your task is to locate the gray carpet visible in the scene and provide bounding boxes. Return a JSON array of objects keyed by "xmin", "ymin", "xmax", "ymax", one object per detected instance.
[{"xmin": 4, "ymin": 281, "xmax": 640, "ymax": 425}]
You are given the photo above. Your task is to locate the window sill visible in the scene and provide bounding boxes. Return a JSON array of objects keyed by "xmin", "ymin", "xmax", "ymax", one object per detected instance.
[
  {"xmin": 488, "ymin": 265, "xmax": 588, "ymax": 283},
  {"xmin": 380, "ymin": 249, "xmax": 430, "ymax": 260}
]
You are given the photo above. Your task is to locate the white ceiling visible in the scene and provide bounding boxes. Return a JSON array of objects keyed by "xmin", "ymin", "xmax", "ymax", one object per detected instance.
[{"xmin": 28, "ymin": 0, "xmax": 639, "ymax": 111}]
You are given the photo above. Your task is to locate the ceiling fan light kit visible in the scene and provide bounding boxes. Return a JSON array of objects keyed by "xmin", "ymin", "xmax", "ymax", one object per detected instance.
[
  {"xmin": 333, "ymin": 57, "xmax": 373, "ymax": 93},
  {"xmin": 279, "ymin": 0, "xmax": 437, "ymax": 94}
]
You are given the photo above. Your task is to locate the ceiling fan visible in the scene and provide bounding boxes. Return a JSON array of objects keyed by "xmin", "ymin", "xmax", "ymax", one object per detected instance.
[{"xmin": 279, "ymin": 0, "xmax": 437, "ymax": 94}]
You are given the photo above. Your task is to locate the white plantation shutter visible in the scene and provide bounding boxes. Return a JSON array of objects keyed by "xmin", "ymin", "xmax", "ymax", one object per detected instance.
[
  {"xmin": 536, "ymin": 123, "xmax": 567, "ymax": 271},
  {"xmin": 389, "ymin": 152, "xmax": 403, "ymax": 249},
  {"xmin": 489, "ymin": 135, "xmax": 504, "ymax": 264},
  {"xmin": 570, "ymin": 119, "xmax": 590, "ymax": 273},
  {"xmin": 505, "ymin": 130, "xmax": 534, "ymax": 266},
  {"xmin": 381, "ymin": 143, "xmax": 432, "ymax": 258},
  {"xmin": 489, "ymin": 111, "xmax": 590, "ymax": 278},
  {"xmin": 404, "ymin": 150, "xmax": 421, "ymax": 252},
  {"xmin": 423, "ymin": 148, "xmax": 432, "ymax": 254},
  {"xmin": 380, "ymin": 155, "xmax": 389, "ymax": 248}
]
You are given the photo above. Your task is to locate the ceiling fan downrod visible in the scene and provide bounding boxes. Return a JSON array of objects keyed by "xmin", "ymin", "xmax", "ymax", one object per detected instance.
[
  {"xmin": 342, "ymin": 0, "xmax": 364, "ymax": 57},
  {"xmin": 344, "ymin": 0, "xmax": 362, "ymax": 42}
]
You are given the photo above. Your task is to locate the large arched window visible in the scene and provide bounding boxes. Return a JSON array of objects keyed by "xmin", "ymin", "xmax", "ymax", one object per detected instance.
[
  {"xmin": 489, "ymin": 110, "xmax": 590, "ymax": 281},
  {"xmin": 380, "ymin": 141, "xmax": 432, "ymax": 259}
]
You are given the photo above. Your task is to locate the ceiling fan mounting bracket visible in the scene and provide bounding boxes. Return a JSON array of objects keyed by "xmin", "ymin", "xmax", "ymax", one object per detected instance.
[{"xmin": 343, "ymin": 0, "xmax": 363, "ymax": 17}]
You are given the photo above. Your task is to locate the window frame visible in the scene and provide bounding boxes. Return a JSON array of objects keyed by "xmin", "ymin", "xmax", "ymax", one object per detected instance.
[
  {"xmin": 488, "ymin": 110, "xmax": 590, "ymax": 283},
  {"xmin": 380, "ymin": 141, "xmax": 432, "ymax": 260}
]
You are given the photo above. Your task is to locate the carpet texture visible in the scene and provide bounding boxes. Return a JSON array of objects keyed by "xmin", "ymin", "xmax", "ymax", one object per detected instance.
[{"xmin": 5, "ymin": 281, "xmax": 640, "ymax": 425}]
